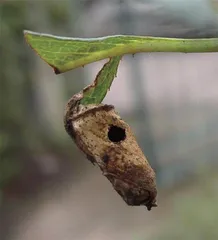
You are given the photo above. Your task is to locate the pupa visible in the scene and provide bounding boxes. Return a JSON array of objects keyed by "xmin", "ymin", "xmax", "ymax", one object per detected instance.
[{"xmin": 64, "ymin": 92, "xmax": 157, "ymax": 211}]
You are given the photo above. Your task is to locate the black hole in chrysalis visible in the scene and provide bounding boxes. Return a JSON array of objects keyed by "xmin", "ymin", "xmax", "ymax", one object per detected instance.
[{"xmin": 108, "ymin": 125, "xmax": 126, "ymax": 143}]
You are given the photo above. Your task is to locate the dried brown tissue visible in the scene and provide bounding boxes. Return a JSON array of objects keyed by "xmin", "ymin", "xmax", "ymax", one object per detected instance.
[{"xmin": 64, "ymin": 92, "xmax": 157, "ymax": 211}]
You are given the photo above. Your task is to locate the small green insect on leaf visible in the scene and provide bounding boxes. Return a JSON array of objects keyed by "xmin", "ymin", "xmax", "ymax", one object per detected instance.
[
  {"xmin": 80, "ymin": 56, "xmax": 121, "ymax": 105},
  {"xmin": 24, "ymin": 30, "xmax": 218, "ymax": 74}
]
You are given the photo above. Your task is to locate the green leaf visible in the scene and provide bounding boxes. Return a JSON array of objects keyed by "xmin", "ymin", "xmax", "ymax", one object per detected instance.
[
  {"xmin": 24, "ymin": 30, "xmax": 218, "ymax": 74},
  {"xmin": 80, "ymin": 56, "xmax": 121, "ymax": 105}
]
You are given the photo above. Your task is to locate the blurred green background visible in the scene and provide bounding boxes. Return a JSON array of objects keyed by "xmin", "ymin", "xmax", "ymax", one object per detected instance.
[{"xmin": 0, "ymin": 1, "xmax": 218, "ymax": 240}]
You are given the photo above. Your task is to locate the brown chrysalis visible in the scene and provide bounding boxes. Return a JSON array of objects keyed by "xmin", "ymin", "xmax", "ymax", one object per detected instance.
[{"xmin": 64, "ymin": 92, "xmax": 157, "ymax": 211}]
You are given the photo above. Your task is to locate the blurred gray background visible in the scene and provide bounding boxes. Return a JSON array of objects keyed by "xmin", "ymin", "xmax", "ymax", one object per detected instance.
[{"xmin": 1, "ymin": 0, "xmax": 218, "ymax": 240}]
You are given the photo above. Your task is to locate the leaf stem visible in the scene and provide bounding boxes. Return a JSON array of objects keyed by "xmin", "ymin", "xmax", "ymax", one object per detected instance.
[{"xmin": 24, "ymin": 30, "xmax": 218, "ymax": 73}]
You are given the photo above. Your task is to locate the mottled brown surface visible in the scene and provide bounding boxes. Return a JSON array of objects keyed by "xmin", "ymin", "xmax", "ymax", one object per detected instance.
[{"xmin": 64, "ymin": 93, "xmax": 157, "ymax": 210}]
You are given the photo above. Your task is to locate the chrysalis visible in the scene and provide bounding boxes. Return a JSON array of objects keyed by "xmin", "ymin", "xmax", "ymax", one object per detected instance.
[{"xmin": 64, "ymin": 92, "xmax": 157, "ymax": 211}]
